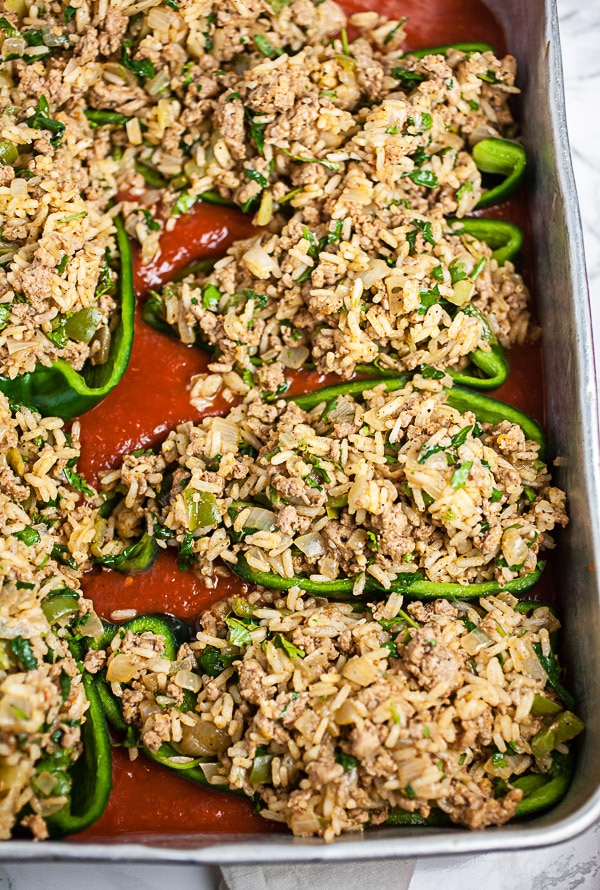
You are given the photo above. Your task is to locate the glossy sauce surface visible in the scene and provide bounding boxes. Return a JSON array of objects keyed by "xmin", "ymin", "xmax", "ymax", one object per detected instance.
[{"xmin": 76, "ymin": 1, "xmax": 545, "ymax": 841}]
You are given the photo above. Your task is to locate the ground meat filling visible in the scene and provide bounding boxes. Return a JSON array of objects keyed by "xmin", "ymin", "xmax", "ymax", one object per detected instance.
[
  {"xmin": 97, "ymin": 375, "xmax": 567, "ymax": 591},
  {"xmin": 96, "ymin": 588, "xmax": 568, "ymax": 841}
]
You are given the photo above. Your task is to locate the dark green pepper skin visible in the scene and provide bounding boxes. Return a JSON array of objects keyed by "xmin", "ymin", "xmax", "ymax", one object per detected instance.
[
  {"xmin": 447, "ymin": 344, "xmax": 509, "ymax": 390},
  {"xmin": 291, "ymin": 377, "xmax": 545, "ymax": 453},
  {"xmin": 228, "ymin": 554, "xmax": 545, "ymax": 601},
  {"xmin": 46, "ymin": 665, "xmax": 112, "ymax": 837},
  {"xmin": 88, "ymin": 613, "xmax": 184, "ymax": 660},
  {"xmin": 405, "ymin": 42, "xmax": 495, "ymax": 58},
  {"xmin": 473, "ymin": 138, "xmax": 527, "ymax": 209},
  {"xmin": 386, "ymin": 755, "xmax": 574, "ymax": 827},
  {"xmin": 94, "ymin": 532, "xmax": 159, "ymax": 575},
  {"xmin": 0, "ymin": 216, "xmax": 134, "ymax": 421},
  {"xmin": 455, "ymin": 218, "xmax": 523, "ymax": 266}
]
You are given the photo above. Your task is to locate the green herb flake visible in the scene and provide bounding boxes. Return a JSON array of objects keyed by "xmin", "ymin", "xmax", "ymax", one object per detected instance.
[
  {"xmin": 59, "ymin": 669, "xmax": 71, "ymax": 702},
  {"xmin": 244, "ymin": 167, "xmax": 269, "ymax": 189},
  {"xmin": 64, "ymin": 5, "xmax": 76, "ymax": 23},
  {"xmin": 272, "ymin": 633, "xmax": 305, "ymax": 660},
  {"xmin": 0, "ymin": 17, "xmax": 20, "ymax": 37},
  {"xmin": 253, "ymin": 34, "xmax": 283, "ymax": 58},
  {"xmin": 137, "ymin": 208, "xmax": 161, "ymax": 231},
  {"xmin": 456, "ymin": 180, "xmax": 474, "ymax": 202},
  {"xmin": 451, "ymin": 461, "xmax": 473, "ymax": 489},
  {"xmin": 10, "ymin": 636, "xmax": 38, "ymax": 671},
  {"xmin": 226, "ymin": 614, "xmax": 258, "ymax": 648},
  {"xmin": 418, "ymin": 285, "xmax": 440, "ymax": 314},
  {"xmin": 409, "ymin": 169, "xmax": 439, "ymax": 189},
  {"xmin": 121, "ymin": 44, "xmax": 156, "ymax": 81},
  {"xmin": 420, "ymin": 365, "xmax": 445, "ymax": 380},
  {"xmin": 407, "ymin": 218, "xmax": 436, "ymax": 253},
  {"xmin": 14, "ymin": 526, "xmax": 41, "ymax": 546},
  {"xmin": 27, "ymin": 95, "xmax": 66, "ymax": 147},
  {"xmin": 63, "ymin": 461, "xmax": 95, "ymax": 497},
  {"xmin": 334, "ymin": 747, "xmax": 358, "ymax": 772},
  {"xmin": 391, "ymin": 68, "xmax": 427, "ymax": 89}
]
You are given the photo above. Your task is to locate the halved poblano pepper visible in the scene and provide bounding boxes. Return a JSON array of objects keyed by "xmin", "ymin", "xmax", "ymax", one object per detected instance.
[
  {"xmin": 46, "ymin": 644, "xmax": 112, "ymax": 838},
  {"xmin": 291, "ymin": 377, "xmax": 545, "ymax": 453},
  {"xmin": 219, "ymin": 378, "xmax": 548, "ymax": 600},
  {"xmin": 0, "ymin": 216, "xmax": 135, "ymax": 421},
  {"xmin": 455, "ymin": 218, "xmax": 524, "ymax": 266}
]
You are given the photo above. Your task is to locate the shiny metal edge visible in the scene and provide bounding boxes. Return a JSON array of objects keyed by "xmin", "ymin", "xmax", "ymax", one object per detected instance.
[{"xmin": 2, "ymin": 0, "xmax": 600, "ymax": 863}]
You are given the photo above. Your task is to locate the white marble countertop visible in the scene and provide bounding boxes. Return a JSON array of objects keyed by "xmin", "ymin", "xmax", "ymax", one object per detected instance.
[{"xmin": 3, "ymin": 0, "xmax": 599, "ymax": 887}]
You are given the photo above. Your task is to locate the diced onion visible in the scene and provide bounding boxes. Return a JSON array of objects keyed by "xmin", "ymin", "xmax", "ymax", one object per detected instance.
[
  {"xmin": 518, "ymin": 639, "xmax": 548, "ymax": 682},
  {"xmin": 209, "ymin": 416, "xmax": 239, "ymax": 447},
  {"xmin": 501, "ymin": 527, "xmax": 529, "ymax": 567},
  {"xmin": 106, "ymin": 654, "xmax": 140, "ymax": 683},
  {"xmin": 242, "ymin": 507, "xmax": 277, "ymax": 532},
  {"xmin": 146, "ymin": 70, "xmax": 171, "ymax": 97},
  {"xmin": 174, "ymin": 670, "xmax": 202, "ymax": 692},
  {"xmin": 358, "ymin": 259, "xmax": 389, "ymax": 290},
  {"xmin": 79, "ymin": 611, "xmax": 104, "ymax": 639},
  {"xmin": 295, "ymin": 532, "xmax": 326, "ymax": 558},
  {"xmin": 327, "ymin": 397, "xmax": 355, "ymax": 424},
  {"xmin": 172, "ymin": 713, "xmax": 230, "ymax": 756},
  {"xmin": 447, "ymin": 278, "xmax": 475, "ymax": 306},
  {"xmin": 103, "ymin": 62, "xmax": 137, "ymax": 87},
  {"xmin": 242, "ymin": 244, "xmax": 280, "ymax": 280},
  {"xmin": 34, "ymin": 771, "xmax": 58, "ymax": 796},
  {"xmin": 2, "ymin": 38, "xmax": 26, "ymax": 59},
  {"xmin": 462, "ymin": 626, "xmax": 492, "ymax": 655},
  {"xmin": 280, "ymin": 345, "xmax": 310, "ymax": 370}
]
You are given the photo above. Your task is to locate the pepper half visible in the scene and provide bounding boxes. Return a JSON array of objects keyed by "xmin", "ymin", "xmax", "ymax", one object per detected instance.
[
  {"xmin": 46, "ymin": 647, "xmax": 112, "ymax": 838},
  {"xmin": 291, "ymin": 377, "xmax": 545, "ymax": 452},
  {"xmin": 0, "ymin": 215, "xmax": 135, "ymax": 421},
  {"xmin": 218, "ymin": 378, "xmax": 548, "ymax": 600},
  {"xmin": 91, "ymin": 606, "xmax": 580, "ymax": 829}
]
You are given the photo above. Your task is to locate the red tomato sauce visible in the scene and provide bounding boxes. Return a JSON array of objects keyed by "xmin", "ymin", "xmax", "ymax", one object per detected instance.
[
  {"xmin": 75, "ymin": 747, "xmax": 282, "ymax": 841},
  {"xmin": 75, "ymin": 0, "xmax": 551, "ymax": 843},
  {"xmin": 85, "ymin": 549, "xmax": 249, "ymax": 624}
]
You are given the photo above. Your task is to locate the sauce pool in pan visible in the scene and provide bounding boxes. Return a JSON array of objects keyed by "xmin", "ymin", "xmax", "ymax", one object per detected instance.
[{"xmin": 74, "ymin": 0, "xmax": 546, "ymax": 842}]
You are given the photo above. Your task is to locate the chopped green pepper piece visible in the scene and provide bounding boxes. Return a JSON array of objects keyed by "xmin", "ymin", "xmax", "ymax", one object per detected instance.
[
  {"xmin": 41, "ymin": 590, "xmax": 81, "ymax": 624},
  {"xmin": 0, "ymin": 140, "xmax": 18, "ymax": 165},
  {"xmin": 183, "ymin": 488, "xmax": 220, "ymax": 530},
  {"xmin": 64, "ymin": 307, "xmax": 103, "ymax": 344}
]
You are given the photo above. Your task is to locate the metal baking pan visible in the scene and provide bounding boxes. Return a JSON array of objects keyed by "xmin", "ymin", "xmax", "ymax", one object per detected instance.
[{"xmin": 3, "ymin": 0, "xmax": 600, "ymax": 863}]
